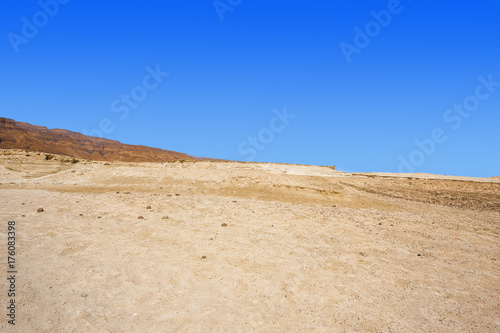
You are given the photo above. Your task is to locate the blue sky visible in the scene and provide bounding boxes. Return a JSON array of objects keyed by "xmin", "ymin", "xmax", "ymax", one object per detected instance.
[{"xmin": 1, "ymin": 0, "xmax": 499, "ymax": 177}]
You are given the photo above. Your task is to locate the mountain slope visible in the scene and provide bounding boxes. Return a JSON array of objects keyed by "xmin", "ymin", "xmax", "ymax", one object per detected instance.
[{"xmin": 0, "ymin": 117, "xmax": 200, "ymax": 162}]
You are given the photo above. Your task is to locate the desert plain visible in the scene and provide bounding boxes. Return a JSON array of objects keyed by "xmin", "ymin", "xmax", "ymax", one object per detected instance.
[{"xmin": 0, "ymin": 149, "xmax": 499, "ymax": 332}]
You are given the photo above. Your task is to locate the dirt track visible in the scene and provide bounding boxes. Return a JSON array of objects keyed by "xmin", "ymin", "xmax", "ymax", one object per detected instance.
[{"xmin": 1, "ymin": 150, "xmax": 499, "ymax": 332}]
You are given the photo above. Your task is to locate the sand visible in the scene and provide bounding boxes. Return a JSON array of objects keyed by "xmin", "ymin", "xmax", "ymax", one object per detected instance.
[{"xmin": 1, "ymin": 150, "xmax": 499, "ymax": 332}]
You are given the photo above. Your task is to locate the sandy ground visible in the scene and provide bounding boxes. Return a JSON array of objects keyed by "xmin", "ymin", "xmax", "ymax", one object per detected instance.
[{"xmin": 0, "ymin": 150, "xmax": 499, "ymax": 332}]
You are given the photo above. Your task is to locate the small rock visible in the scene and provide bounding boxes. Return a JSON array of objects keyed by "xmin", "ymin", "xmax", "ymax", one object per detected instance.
[
  {"xmin": 378, "ymin": 222, "xmax": 383, "ymax": 225},
  {"xmin": 221, "ymin": 223, "xmax": 227, "ymax": 227},
  {"xmin": 79, "ymin": 214, "xmax": 83, "ymax": 216},
  {"xmin": 232, "ymin": 201, "xmax": 237, "ymax": 203},
  {"xmin": 175, "ymin": 194, "xmax": 180, "ymax": 196},
  {"xmin": 22, "ymin": 203, "xmax": 25, "ymax": 205},
  {"xmin": 81, "ymin": 293, "xmax": 88, "ymax": 297},
  {"xmin": 146, "ymin": 206, "xmax": 152, "ymax": 209},
  {"xmin": 21, "ymin": 215, "xmax": 25, "ymax": 217},
  {"xmin": 37, "ymin": 208, "xmax": 44, "ymax": 213},
  {"xmin": 116, "ymin": 191, "xmax": 120, "ymax": 194},
  {"xmin": 124, "ymin": 192, "xmax": 131, "ymax": 194},
  {"xmin": 162, "ymin": 216, "xmax": 169, "ymax": 220},
  {"xmin": 97, "ymin": 216, "xmax": 101, "ymax": 219},
  {"xmin": 201, "ymin": 256, "xmax": 206, "ymax": 259},
  {"xmin": 138, "ymin": 216, "xmax": 144, "ymax": 219},
  {"xmin": 417, "ymin": 254, "xmax": 422, "ymax": 257}
]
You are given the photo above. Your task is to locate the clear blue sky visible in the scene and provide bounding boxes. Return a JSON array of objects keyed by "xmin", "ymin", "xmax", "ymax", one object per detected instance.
[{"xmin": 1, "ymin": 0, "xmax": 499, "ymax": 177}]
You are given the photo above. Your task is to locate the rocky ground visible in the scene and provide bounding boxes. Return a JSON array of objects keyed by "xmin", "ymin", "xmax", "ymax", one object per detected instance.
[{"xmin": 1, "ymin": 149, "xmax": 499, "ymax": 332}]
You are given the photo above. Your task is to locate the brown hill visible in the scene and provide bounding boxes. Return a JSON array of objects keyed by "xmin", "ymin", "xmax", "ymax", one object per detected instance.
[{"xmin": 0, "ymin": 117, "xmax": 207, "ymax": 163}]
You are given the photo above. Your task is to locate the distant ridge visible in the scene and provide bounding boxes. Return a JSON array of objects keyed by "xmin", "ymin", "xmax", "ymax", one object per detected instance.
[{"xmin": 0, "ymin": 117, "xmax": 216, "ymax": 163}]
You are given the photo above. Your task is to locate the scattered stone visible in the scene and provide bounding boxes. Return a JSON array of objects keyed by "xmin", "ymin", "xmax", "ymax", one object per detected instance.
[
  {"xmin": 116, "ymin": 191, "xmax": 120, "ymax": 194},
  {"xmin": 162, "ymin": 216, "xmax": 169, "ymax": 220},
  {"xmin": 81, "ymin": 293, "xmax": 88, "ymax": 298},
  {"xmin": 146, "ymin": 206, "xmax": 152, "ymax": 209},
  {"xmin": 417, "ymin": 254, "xmax": 422, "ymax": 257},
  {"xmin": 37, "ymin": 208, "xmax": 44, "ymax": 213},
  {"xmin": 138, "ymin": 216, "xmax": 144, "ymax": 219},
  {"xmin": 221, "ymin": 223, "xmax": 227, "ymax": 227},
  {"xmin": 21, "ymin": 215, "xmax": 25, "ymax": 217},
  {"xmin": 97, "ymin": 216, "xmax": 101, "ymax": 219},
  {"xmin": 175, "ymin": 194, "xmax": 180, "ymax": 196},
  {"xmin": 233, "ymin": 201, "xmax": 237, "ymax": 203},
  {"xmin": 201, "ymin": 256, "xmax": 206, "ymax": 259},
  {"xmin": 124, "ymin": 192, "xmax": 131, "ymax": 194},
  {"xmin": 159, "ymin": 187, "xmax": 163, "ymax": 189},
  {"xmin": 22, "ymin": 203, "xmax": 25, "ymax": 205},
  {"xmin": 379, "ymin": 222, "xmax": 383, "ymax": 225},
  {"xmin": 79, "ymin": 214, "xmax": 83, "ymax": 216}
]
